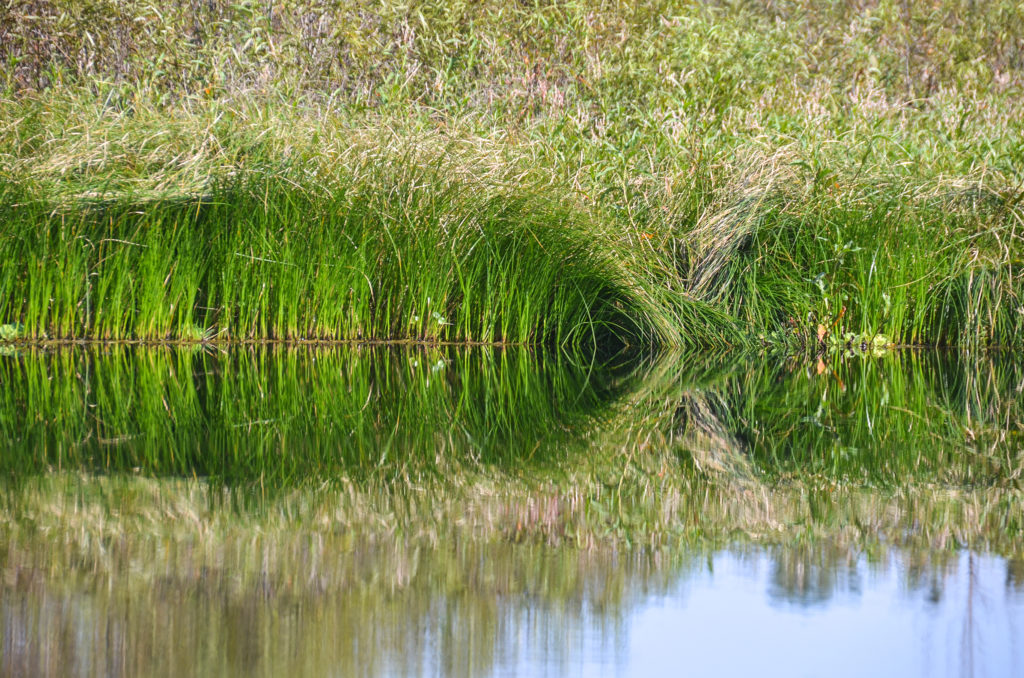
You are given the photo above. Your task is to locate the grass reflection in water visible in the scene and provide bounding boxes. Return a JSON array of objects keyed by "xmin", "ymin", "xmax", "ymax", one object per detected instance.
[
  {"xmin": 0, "ymin": 345, "xmax": 626, "ymax": 485},
  {"xmin": 0, "ymin": 346, "xmax": 1021, "ymax": 553},
  {"xmin": 2, "ymin": 346, "xmax": 1023, "ymax": 676}
]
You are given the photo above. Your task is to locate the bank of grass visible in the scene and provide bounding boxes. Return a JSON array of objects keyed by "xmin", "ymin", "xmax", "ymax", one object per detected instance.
[
  {"xmin": 0, "ymin": 163, "xmax": 687, "ymax": 349},
  {"xmin": 1, "ymin": 1, "xmax": 1023, "ymax": 348}
]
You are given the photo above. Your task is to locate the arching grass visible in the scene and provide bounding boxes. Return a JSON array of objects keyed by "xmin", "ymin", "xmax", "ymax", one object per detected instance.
[{"xmin": 0, "ymin": 165, "xmax": 690, "ymax": 351}]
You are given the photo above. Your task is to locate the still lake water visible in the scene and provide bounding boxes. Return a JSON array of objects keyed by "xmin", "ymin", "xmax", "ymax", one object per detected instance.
[
  {"xmin": 4, "ymin": 546, "xmax": 1023, "ymax": 677},
  {"xmin": 1, "ymin": 346, "xmax": 1022, "ymax": 676}
]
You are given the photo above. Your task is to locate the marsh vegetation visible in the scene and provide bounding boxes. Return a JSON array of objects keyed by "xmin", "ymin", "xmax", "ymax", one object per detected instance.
[
  {"xmin": 3, "ymin": 2, "xmax": 1024, "ymax": 674},
  {"xmin": 2, "ymin": 0, "xmax": 1023, "ymax": 348}
]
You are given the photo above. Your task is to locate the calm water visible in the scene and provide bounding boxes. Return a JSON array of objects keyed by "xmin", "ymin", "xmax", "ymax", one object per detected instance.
[
  {"xmin": 3, "ymin": 545, "xmax": 1022, "ymax": 677},
  {"xmin": 1, "ymin": 346, "xmax": 1022, "ymax": 676}
]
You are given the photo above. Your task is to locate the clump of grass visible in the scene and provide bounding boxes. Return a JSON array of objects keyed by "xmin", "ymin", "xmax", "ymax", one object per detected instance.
[
  {"xmin": 688, "ymin": 184, "xmax": 1024, "ymax": 350},
  {"xmin": 0, "ymin": 158, "xmax": 685, "ymax": 349}
]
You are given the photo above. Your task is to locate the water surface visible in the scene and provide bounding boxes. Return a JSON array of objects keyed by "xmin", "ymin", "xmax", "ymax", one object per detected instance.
[
  {"xmin": 4, "ymin": 543, "xmax": 1021, "ymax": 677},
  {"xmin": 1, "ymin": 346, "xmax": 1022, "ymax": 676}
]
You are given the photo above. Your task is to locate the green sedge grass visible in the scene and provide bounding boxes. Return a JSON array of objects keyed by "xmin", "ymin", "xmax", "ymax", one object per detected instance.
[{"xmin": 0, "ymin": 168, "xmax": 681, "ymax": 350}]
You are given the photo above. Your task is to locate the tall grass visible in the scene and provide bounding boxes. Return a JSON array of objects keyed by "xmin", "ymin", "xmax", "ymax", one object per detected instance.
[
  {"xmin": 0, "ymin": 164, "xmax": 690, "ymax": 349},
  {"xmin": 1, "ymin": 1, "xmax": 1022, "ymax": 348},
  {"xmin": 691, "ymin": 192, "xmax": 1024, "ymax": 349}
]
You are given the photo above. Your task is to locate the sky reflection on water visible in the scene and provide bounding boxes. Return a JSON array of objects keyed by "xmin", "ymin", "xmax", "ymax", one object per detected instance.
[
  {"xmin": 625, "ymin": 550, "xmax": 1022, "ymax": 678},
  {"xmin": 3, "ymin": 546, "xmax": 1022, "ymax": 678}
]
